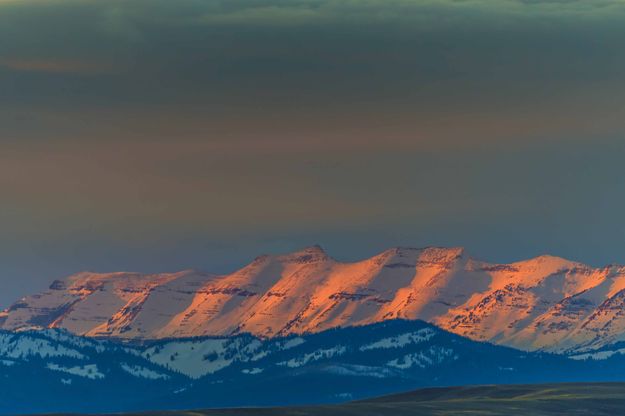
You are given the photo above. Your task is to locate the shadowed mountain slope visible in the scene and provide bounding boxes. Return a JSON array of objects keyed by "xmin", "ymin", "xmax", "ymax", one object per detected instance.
[{"xmin": 5, "ymin": 246, "xmax": 625, "ymax": 352}]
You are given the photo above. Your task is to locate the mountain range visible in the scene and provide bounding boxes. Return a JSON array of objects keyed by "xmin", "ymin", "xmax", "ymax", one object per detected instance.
[
  {"xmin": 6, "ymin": 246, "xmax": 625, "ymax": 414},
  {"xmin": 3, "ymin": 245, "xmax": 625, "ymax": 353},
  {"xmin": 3, "ymin": 320, "xmax": 625, "ymax": 415}
]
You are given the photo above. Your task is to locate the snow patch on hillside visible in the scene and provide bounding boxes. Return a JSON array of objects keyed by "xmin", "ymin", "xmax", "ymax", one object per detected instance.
[
  {"xmin": 360, "ymin": 328, "xmax": 435, "ymax": 351},
  {"xmin": 241, "ymin": 367, "xmax": 263, "ymax": 374},
  {"xmin": 121, "ymin": 363, "xmax": 170, "ymax": 380},
  {"xmin": 143, "ymin": 340, "xmax": 228, "ymax": 378},
  {"xmin": 386, "ymin": 346, "xmax": 457, "ymax": 369},
  {"xmin": 0, "ymin": 334, "xmax": 85, "ymax": 360},
  {"xmin": 278, "ymin": 346, "xmax": 347, "ymax": 368},
  {"xmin": 46, "ymin": 363, "xmax": 104, "ymax": 379}
]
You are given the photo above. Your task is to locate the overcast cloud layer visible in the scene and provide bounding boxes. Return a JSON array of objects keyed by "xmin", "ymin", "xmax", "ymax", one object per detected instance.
[{"xmin": 1, "ymin": 0, "xmax": 625, "ymax": 306}]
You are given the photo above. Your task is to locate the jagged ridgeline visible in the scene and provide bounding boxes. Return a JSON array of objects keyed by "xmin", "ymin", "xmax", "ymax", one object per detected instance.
[{"xmin": 3, "ymin": 246, "xmax": 625, "ymax": 353}]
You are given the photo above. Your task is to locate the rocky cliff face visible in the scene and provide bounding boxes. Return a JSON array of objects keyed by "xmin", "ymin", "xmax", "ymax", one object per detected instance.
[{"xmin": 4, "ymin": 245, "xmax": 625, "ymax": 352}]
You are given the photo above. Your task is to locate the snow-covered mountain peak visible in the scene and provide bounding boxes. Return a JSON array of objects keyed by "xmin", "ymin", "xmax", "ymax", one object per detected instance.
[
  {"xmin": 415, "ymin": 246, "xmax": 464, "ymax": 264},
  {"xmin": 275, "ymin": 245, "xmax": 330, "ymax": 264},
  {"xmin": 372, "ymin": 246, "xmax": 464, "ymax": 268},
  {"xmin": 4, "ymin": 245, "xmax": 625, "ymax": 353},
  {"xmin": 513, "ymin": 254, "xmax": 584, "ymax": 272}
]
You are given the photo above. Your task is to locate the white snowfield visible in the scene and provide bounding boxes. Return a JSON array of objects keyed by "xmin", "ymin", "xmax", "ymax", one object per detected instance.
[
  {"xmin": 0, "ymin": 331, "xmax": 171, "ymax": 380},
  {"xmin": 5, "ymin": 245, "xmax": 625, "ymax": 353},
  {"xmin": 278, "ymin": 346, "xmax": 347, "ymax": 368},
  {"xmin": 0, "ymin": 333, "xmax": 85, "ymax": 360},
  {"xmin": 143, "ymin": 338, "xmax": 241, "ymax": 379},
  {"xmin": 360, "ymin": 328, "xmax": 436, "ymax": 351},
  {"xmin": 241, "ymin": 367, "xmax": 263, "ymax": 375},
  {"xmin": 120, "ymin": 363, "xmax": 170, "ymax": 380},
  {"xmin": 46, "ymin": 363, "xmax": 105, "ymax": 380},
  {"xmin": 0, "ymin": 324, "xmax": 465, "ymax": 381},
  {"xmin": 386, "ymin": 346, "xmax": 458, "ymax": 370}
]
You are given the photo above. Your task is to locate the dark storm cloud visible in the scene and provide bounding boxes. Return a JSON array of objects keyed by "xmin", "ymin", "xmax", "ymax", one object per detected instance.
[
  {"xmin": 1, "ymin": 0, "xmax": 625, "ymax": 306},
  {"xmin": 2, "ymin": 0, "xmax": 625, "ymax": 114}
]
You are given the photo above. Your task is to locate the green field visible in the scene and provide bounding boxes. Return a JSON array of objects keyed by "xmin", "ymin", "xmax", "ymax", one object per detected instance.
[{"xmin": 109, "ymin": 383, "xmax": 625, "ymax": 416}]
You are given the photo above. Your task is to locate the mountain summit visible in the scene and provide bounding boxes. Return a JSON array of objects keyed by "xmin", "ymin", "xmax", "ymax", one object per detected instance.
[{"xmin": 3, "ymin": 246, "xmax": 625, "ymax": 352}]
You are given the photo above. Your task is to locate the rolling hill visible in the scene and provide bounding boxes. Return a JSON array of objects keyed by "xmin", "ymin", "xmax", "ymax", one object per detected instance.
[
  {"xmin": 4, "ymin": 320, "xmax": 625, "ymax": 414},
  {"xmin": 53, "ymin": 383, "xmax": 625, "ymax": 416}
]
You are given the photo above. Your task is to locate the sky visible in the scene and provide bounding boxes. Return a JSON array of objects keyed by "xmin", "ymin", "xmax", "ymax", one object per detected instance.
[{"xmin": 1, "ymin": 0, "xmax": 625, "ymax": 307}]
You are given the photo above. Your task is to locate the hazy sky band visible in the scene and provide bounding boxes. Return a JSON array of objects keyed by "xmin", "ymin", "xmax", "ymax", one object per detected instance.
[{"xmin": 1, "ymin": 0, "xmax": 625, "ymax": 306}]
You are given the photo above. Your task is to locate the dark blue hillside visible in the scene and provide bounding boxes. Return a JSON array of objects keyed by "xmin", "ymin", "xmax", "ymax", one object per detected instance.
[
  {"xmin": 3, "ymin": 321, "xmax": 625, "ymax": 414},
  {"xmin": 172, "ymin": 320, "xmax": 625, "ymax": 408}
]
